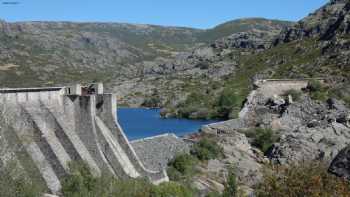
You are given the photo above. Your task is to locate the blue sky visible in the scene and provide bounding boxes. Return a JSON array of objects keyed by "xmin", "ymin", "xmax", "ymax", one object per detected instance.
[{"xmin": 0, "ymin": 0, "xmax": 329, "ymax": 29}]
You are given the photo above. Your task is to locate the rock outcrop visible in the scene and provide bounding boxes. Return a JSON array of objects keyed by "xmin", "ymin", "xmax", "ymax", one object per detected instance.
[
  {"xmin": 329, "ymin": 145, "xmax": 350, "ymax": 180},
  {"xmin": 200, "ymin": 78, "xmax": 350, "ymax": 192}
]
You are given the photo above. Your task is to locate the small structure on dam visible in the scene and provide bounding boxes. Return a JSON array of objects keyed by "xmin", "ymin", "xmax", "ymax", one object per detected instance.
[{"xmin": 0, "ymin": 83, "xmax": 168, "ymax": 194}]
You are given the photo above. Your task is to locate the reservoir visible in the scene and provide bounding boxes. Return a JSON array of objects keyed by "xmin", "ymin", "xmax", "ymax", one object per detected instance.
[{"xmin": 117, "ymin": 108, "xmax": 217, "ymax": 140}]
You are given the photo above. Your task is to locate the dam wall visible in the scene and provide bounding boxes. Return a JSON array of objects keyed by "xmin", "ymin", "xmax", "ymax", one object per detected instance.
[
  {"xmin": 239, "ymin": 79, "xmax": 316, "ymax": 119},
  {"xmin": 0, "ymin": 85, "xmax": 168, "ymax": 194}
]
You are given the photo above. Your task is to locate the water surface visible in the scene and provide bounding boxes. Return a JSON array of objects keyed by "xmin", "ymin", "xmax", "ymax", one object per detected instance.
[{"xmin": 117, "ymin": 108, "xmax": 217, "ymax": 140}]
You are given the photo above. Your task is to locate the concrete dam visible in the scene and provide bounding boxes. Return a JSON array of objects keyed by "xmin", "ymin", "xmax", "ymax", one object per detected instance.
[{"xmin": 0, "ymin": 84, "xmax": 168, "ymax": 194}]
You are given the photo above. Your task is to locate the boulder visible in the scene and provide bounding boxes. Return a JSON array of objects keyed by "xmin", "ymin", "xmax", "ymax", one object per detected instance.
[{"xmin": 329, "ymin": 145, "xmax": 350, "ymax": 180}]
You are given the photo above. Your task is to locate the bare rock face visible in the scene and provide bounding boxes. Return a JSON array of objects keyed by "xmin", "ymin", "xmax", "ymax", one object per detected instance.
[
  {"xmin": 214, "ymin": 30, "xmax": 277, "ymax": 50},
  {"xmin": 266, "ymin": 96, "xmax": 350, "ymax": 164},
  {"xmin": 267, "ymin": 123, "xmax": 350, "ymax": 165},
  {"xmin": 200, "ymin": 127, "xmax": 265, "ymax": 190},
  {"xmin": 275, "ymin": 0, "xmax": 350, "ymax": 44},
  {"xmin": 217, "ymin": 131, "xmax": 264, "ymax": 187},
  {"xmin": 329, "ymin": 145, "xmax": 350, "ymax": 180}
]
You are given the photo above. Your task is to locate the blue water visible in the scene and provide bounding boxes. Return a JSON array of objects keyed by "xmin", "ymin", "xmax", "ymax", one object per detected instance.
[{"xmin": 117, "ymin": 108, "xmax": 217, "ymax": 140}]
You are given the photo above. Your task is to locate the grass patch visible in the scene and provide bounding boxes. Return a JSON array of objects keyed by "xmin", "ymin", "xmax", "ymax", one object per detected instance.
[{"xmin": 256, "ymin": 161, "xmax": 350, "ymax": 197}]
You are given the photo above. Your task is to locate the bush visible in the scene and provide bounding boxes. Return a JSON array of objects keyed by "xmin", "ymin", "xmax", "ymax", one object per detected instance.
[
  {"xmin": 307, "ymin": 80, "xmax": 329, "ymax": 101},
  {"xmin": 61, "ymin": 161, "xmax": 99, "ymax": 197},
  {"xmin": 62, "ymin": 161, "xmax": 197, "ymax": 197},
  {"xmin": 245, "ymin": 128, "xmax": 279, "ymax": 153},
  {"xmin": 217, "ymin": 89, "xmax": 243, "ymax": 120},
  {"xmin": 222, "ymin": 167, "xmax": 238, "ymax": 197},
  {"xmin": 307, "ymin": 80, "xmax": 323, "ymax": 92},
  {"xmin": 167, "ymin": 154, "xmax": 198, "ymax": 181},
  {"xmin": 153, "ymin": 182, "xmax": 196, "ymax": 197},
  {"xmin": 191, "ymin": 138, "xmax": 224, "ymax": 161},
  {"xmin": 0, "ymin": 162, "xmax": 43, "ymax": 197},
  {"xmin": 142, "ymin": 97, "xmax": 161, "ymax": 108},
  {"xmin": 256, "ymin": 161, "xmax": 350, "ymax": 197},
  {"xmin": 282, "ymin": 89, "xmax": 302, "ymax": 102},
  {"xmin": 205, "ymin": 191, "xmax": 222, "ymax": 197}
]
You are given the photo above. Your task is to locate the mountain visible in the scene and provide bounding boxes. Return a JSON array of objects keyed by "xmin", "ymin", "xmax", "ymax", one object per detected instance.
[
  {"xmin": 0, "ymin": 18, "xmax": 291, "ymax": 88},
  {"xmin": 139, "ymin": 0, "xmax": 350, "ymax": 119},
  {"xmin": 198, "ymin": 18, "xmax": 293, "ymax": 43}
]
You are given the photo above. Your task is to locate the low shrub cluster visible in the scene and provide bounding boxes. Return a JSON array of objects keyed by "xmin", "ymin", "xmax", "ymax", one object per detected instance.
[
  {"xmin": 307, "ymin": 80, "xmax": 329, "ymax": 101},
  {"xmin": 167, "ymin": 137, "xmax": 224, "ymax": 182},
  {"xmin": 167, "ymin": 154, "xmax": 198, "ymax": 181},
  {"xmin": 216, "ymin": 88, "xmax": 246, "ymax": 120},
  {"xmin": 256, "ymin": 161, "xmax": 350, "ymax": 197},
  {"xmin": 282, "ymin": 89, "xmax": 302, "ymax": 102},
  {"xmin": 62, "ymin": 161, "xmax": 197, "ymax": 197},
  {"xmin": 244, "ymin": 128, "xmax": 279, "ymax": 153},
  {"xmin": 222, "ymin": 167, "xmax": 238, "ymax": 197},
  {"xmin": 191, "ymin": 137, "xmax": 224, "ymax": 161},
  {"xmin": 142, "ymin": 97, "xmax": 161, "ymax": 108},
  {"xmin": 0, "ymin": 163, "xmax": 44, "ymax": 197}
]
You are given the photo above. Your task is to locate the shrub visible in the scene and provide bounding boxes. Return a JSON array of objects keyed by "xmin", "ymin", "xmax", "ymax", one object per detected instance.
[
  {"xmin": 222, "ymin": 167, "xmax": 238, "ymax": 197},
  {"xmin": 0, "ymin": 162, "xmax": 43, "ymax": 197},
  {"xmin": 195, "ymin": 62, "xmax": 210, "ymax": 70},
  {"xmin": 245, "ymin": 128, "xmax": 279, "ymax": 153},
  {"xmin": 167, "ymin": 154, "xmax": 198, "ymax": 181},
  {"xmin": 205, "ymin": 191, "xmax": 222, "ymax": 197},
  {"xmin": 217, "ymin": 89, "xmax": 243, "ymax": 119},
  {"xmin": 256, "ymin": 161, "xmax": 350, "ymax": 197},
  {"xmin": 61, "ymin": 161, "xmax": 98, "ymax": 197},
  {"xmin": 307, "ymin": 80, "xmax": 329, "ymax": 101},
  {"xmin": 152, "ymin": 182, "xmax": 196, "ymax": 197},
  {"xmin": 307, "ymin": 80, "xmax": 323, "ymax": 92},
  {"xmin": 191, "ymin": 138, "xmax": 224, "ymax": 161},
  {"xmin": 142, "ymin": 97, "xmax": 161, "ymax": 108},
  {"xmin": 282, "ymin": 89, "xmax": 302, "ymax": 102},
  {"xmin": 62, "ymin": 161, "xmax": 198, "ymax": 197}
]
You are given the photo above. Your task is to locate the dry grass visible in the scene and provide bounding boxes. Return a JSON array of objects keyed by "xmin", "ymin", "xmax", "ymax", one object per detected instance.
[{"xmin": 256, "ymin": 161, "xmax": 350, "ymax": 197}]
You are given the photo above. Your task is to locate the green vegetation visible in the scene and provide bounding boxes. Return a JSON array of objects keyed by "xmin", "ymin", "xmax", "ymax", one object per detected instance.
[
  {"xmin": 307, "ymin": 80, "xmax": 329, "ymax": 101},
  {"xmin": 217, "ymin": 87, "xmax": 245, "ymax": 119},
  {"xmin": 142, "ymin": 97, "xmax": 161, "ymax": 108},
  {"xmin": 0, "ymin": 171, "xmax": 43, "ymax": 197},
  {"xmin": 167, "ymin": 154, "xmax": 198, "ymax": 181},
  {"xmin": 256, "ymin": 162, "xmax": 350, "ymax": 197},
  {"xmin": 282, "ymin": 89, "xmax": 302, "ymax": 102},
  {"xmin": 198, "ymin": 18, "xmax": 292, "ymax": 43},
  {"xmin": 169, "ymin": 35, "xmax": 350, "ymax": 121},
  {"xmin": 167, "ymin": 137, "xmax": 224, "ymax": 184},
  {"xmin": 61, "ymin": 161, "xmax": 197, "ymax": 197},
  {"xmin": 222, "ymin": 167, "xmax": 238, "ymax": 197},
  {"xmin": 191, "ymin": 137, "xmax": 224, "ymax": 161},
  {"xmin": 0, "ymin": 161, "xmax": 44, "ymax": 197},
  {"xmin": 244, "ymin": 128, "xmax": 279, "ymax": 153}
]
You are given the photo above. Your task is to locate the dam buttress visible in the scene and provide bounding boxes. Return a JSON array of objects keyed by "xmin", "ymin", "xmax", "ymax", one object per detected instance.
[{"xmin": 0, "ymin": 83, "xmax": 168, "ymax": 194}]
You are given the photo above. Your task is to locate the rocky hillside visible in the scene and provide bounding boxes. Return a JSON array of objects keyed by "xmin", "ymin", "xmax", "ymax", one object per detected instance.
[
  {"xmin": 0, "ymin": 18, "xmax": 290, "ymax": 88},
  {"xmin": 144, "ymin": 0, "xmax": 350, "ymax": 119}
]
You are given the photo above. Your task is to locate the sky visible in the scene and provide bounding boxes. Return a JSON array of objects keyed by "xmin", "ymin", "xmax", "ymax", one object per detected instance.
[{"xmin": 0, "ymin": 0, "xmax": 329, "ymax": 29}]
